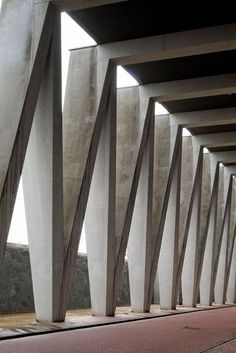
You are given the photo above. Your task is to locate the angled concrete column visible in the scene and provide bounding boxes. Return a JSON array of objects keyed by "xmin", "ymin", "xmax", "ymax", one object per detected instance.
[
  {"xmin": 200, "ymin": 152, "xmax": 236, "ymax": 305},
  {"xmin": 85, "ymin": 66, "xmax": 117, "ymax": 316},
  {"xmin": 127, "ymin": 109, "xmax": 154, "ymax": 313},
  {"xmin": 225, "ymin": 178, "xmax": 236, "ymax": 303},
  {"xmin": 152, "ymin": 115, "xmax": 171, "ymax": 305},
  {"xmin": 22, "ymin": 7, "xmax": 64, "ymax": 322},
  {"xmin": 214, "ymin": 172, "xmax": 235, "ymax": 304},
  {"xmin": 181, "ymin": 147, "xmax": 203, "ymax": 307},
  {"xmin": 153, "ymin": 114, "xmax": 236, "ymax": 307},
  {"xmin": 158, "ymin": 135, "xmax": 182, "ymax": 310},
  {"xmin": 113, "ymin": 88, "xmax": 153, "ymax": 313},
  {"xmin": 200, "ymin": 158, "xmax": 221, "ymax": 306},
  {"xmin": 183, "ymin": 134, "xmax": 236, "ymax": 306},
  {"xmin": 0, "ymin": 0, "xmax": 53, "ymax": 268},
  {"xmin": 60, "ymin": 47, "xmax": 113, "ymax": 318},
  {"xmin": 227, "ymin": 218, "xmax": 236, "ymax": 303}
]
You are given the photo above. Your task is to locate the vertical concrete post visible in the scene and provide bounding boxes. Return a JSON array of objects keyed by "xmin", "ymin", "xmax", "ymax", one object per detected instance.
[{"xmin": 23, "ymin": 6, "xmax": 64, "ymax": 322}]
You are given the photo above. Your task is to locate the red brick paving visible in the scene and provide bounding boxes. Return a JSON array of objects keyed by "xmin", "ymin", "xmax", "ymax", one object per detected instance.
[{"xmin": 0, "ymin": 307, "xmax": 236, "ymax": 353}]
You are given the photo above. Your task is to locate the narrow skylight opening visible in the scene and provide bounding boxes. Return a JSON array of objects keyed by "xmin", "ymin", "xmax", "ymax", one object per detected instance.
[
  {"xmin": 78, "ymin": 225, "xmax": 87, "ymax": 254},
  {"xmin": 8, "ymin": 179, "xmax": 28, "ymax": 245},
  {"xmin": 182, "ymin": 128, "xmax": 192, "ymax": 137},
  {"xmin": 203, "ymin": 147, "xmax": 209, "ymax": 154},
  {"xmin": 117, "ymin": 66, "xmax": 139, "ymax": 88},
  {"xmin": 0, "ymin": 0, "xmax": 2, "ymax": 12},
  {"xmin": 155, "ymin": 103, "xmax": 169, "ymax": 115}
]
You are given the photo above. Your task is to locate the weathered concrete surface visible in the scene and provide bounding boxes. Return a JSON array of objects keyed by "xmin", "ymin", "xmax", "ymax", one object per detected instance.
[
  {"xmin": 0, "ymin": 0, "xmax": 33, "ymax": 196},
  {"xmin": 0, "ymin": 244, "xmax": 130, "ymax": 314},
  {"xmin": 63, "ymin": 47, "xmax": 98, "ymax": 247}
]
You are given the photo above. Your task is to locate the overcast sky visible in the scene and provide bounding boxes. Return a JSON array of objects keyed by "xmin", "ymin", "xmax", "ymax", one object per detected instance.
[{"xmin": 7, "ymin": 12, "xmax": 167, "ymax": 252}]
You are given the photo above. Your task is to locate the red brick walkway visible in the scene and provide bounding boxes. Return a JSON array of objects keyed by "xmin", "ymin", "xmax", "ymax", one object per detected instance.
[{"xmin": 0, "ymin": 307, "xmax": 236, "ymax": 352}]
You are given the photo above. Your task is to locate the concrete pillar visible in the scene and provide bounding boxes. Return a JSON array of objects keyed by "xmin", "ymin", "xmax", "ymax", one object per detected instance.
[
  {"xmin": 113, "ymin": 87, "xmax": 150, "ymax": 313},
  {"xmin": 127, "ymin": 108, "xmax": 154, "ymax": 312},
  {"xmin": 85, "ymin": 65, "xmax": 117, "ymax": 316},
  {"xmin": 226, "ymin": 219, "xmax": 236, "ymax": 303},
  {"xmin": 214, "ymin": 173, "xmax": 233, "ymax": 304},
  {"xmin": 0, "ymin": 0, "xmax": 53, "ymax": 267},
  {"xmin": 61, "ymin": 47, "xmax": 113, "ymax": 317},
  {"xmin": 152, "ymin": 115, "xmax": 171, "ymax": 305},
  {"xmin": 158, "ymin": 134, "xmax": 182, "ymax": 310},
  {"xmin": 181, "ymin": 148, "xmax": 203, "ymax": 307},
  {"xmin": 225, "ymin": 179, "xmax": 236, "ymax": 303},
  {"xmin": 22, "ymin": 7, "xmax": 64, "ymax": 322},
  {"xmin": 200, "ymin": 158, "xmax": 220, "ymax": 306}
]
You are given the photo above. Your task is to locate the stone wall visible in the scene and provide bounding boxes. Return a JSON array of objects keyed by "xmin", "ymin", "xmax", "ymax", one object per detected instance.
[{"xmin": 0, "ymin": 243, "xmax": 130, "ymax": 314}]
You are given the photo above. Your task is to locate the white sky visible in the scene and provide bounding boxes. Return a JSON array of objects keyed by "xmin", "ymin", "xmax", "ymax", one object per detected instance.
[{"xmin": 7, "ymin": 12, "xmax": 168, "ymax": 252}]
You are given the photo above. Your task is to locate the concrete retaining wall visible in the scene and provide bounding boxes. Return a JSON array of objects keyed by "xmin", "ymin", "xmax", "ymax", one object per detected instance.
[{"xmin": 0, "ymin": 243, "xmax": 130, "ymax": 314}]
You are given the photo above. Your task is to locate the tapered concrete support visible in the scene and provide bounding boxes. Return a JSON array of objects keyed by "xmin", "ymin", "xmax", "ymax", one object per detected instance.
[
  {"xmin": 22, "ymin": 8, "xmax": 64, "ymax": 323},
  {"xmin": 0, "ymin": 0, "xmax": 53, "ymax": 268},
  {"xmin": 153, "ymin": 112, "xmax": 236, "ymax": 307},
  {"xmin": 181, "ymin": 148, "xmax": 203, "ymax": 307},
  {"xmin": 61, "ymin": 47, "xmax": 113, "ymax": 318},
  {"xmin": 200, "ymin": 157, "xmax": 221, "ymax": 306},
  {"xmin": 200, "ymin": 153, "xmax": 236, "ymax": 306},
  {"xmin": 223, "ymin": 177, "xmax": 236, "ymax": 302},
  {"xmin": 214, "ymin": 174, "xmax": 235, "ymax": 304},
  {"xmin": 158, "ymin": 136, "xmax": 182, "ymax": 310},
  {"xmin": 113, "ymin": 88, "xmax": 154, "ymax": 313},
  {"xmin": 227, "ymin": 222, "xmax": 236, "ymax": 303},
  {"xmin": 224, "ymin": 178, "xmax": 236, "ymax": 303},
  {"xmin": 127, "ymin": 112, "xmax": 154, "ymax": 313},
  {"xmin": 85, "ymin": 67, "xmax": 117, "ymax": 316}
]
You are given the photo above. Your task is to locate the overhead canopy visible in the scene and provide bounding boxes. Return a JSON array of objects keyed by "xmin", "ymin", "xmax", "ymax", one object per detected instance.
[{"xmin": 70, "ymin": 1, "xmax": 236, "ymax": 113}]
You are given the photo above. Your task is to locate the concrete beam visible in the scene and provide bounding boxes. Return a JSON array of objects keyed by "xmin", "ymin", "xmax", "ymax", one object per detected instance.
[
  {"xmin": 97, "ymin": 23, "xmax": 236, "ymax": 66},
  {"xmin": 137, "ymin": 74, "xmax": 236, "ymax": 104},
  {"xmin": 51, "ymin": 0, "xmax": 127, "ymax": 11}
]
